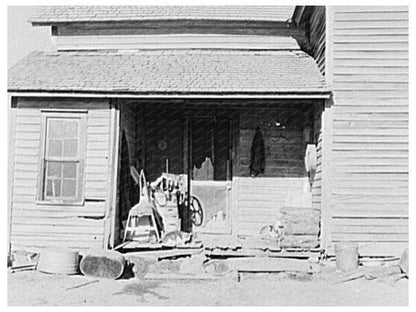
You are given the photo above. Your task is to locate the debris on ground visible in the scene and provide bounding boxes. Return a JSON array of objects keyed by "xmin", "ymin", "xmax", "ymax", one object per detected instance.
[
  {"xmin": 65, "ymin": 279, "xmax": 100, "ymax": 291},
  {"xmin": 226, "ymin": 257, "xmax": 312, "ymax": 273},
  {"xmin": 130, "ymin": 257, "xmax": 151, "ymax": 278},
  {"xmin": 179, "ymin": 254, "xmax": 207, "ymax": 274},
  {"xmin": 203, "ymin": 260, "xmax": 230, "ymax": 274},
  {"xmin": 144, "ymin": 273, "xmax": 221, "ymax": 281},
  {"xmin": 337, "ymin": 264, "xmax": 406, "ymax": 284},
  {"xmin": 8, "ymin": 250, "xmax": 39, "ymax": 271},
  {"xmin": 399, "ymin": 248, "xmax": 408, "ymax": 277},
  {"xmin": 9, "ymin": 264, "xmax": 37, "ymax": 273}
]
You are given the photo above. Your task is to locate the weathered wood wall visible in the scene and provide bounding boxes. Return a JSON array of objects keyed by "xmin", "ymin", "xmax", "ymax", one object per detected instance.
[
  {"xmin": 234, "ymin": 102, "xmax": 323, "ymax": 247},
  {"xmin": 329, "ymin": 6, "xmax": 409, "ymax": 255},
  {"xmin": 307, "ymin": 6, "xmax": 326, "ymax": 74},
  {"xmin": 9, "ymin": 97, "xmax": 112, "ymax": 251}
]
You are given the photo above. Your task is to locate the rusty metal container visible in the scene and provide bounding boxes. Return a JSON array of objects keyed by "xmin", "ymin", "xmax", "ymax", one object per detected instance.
[{"xmin": 37, "ymin": 248, "xmax": 79, "ymax": 275}]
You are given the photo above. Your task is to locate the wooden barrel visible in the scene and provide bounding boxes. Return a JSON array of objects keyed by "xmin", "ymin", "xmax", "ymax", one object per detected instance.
[
  {"xmin": 335, "ymin": 242, "xmax": 359, "ymax": 272},
  {"xmin": 37, "ymin": 248, "xmax": 79, "ymax": 275},
  {"xmin": 80, "ymin": 249, "xmax": 125, "ymax": 279}
]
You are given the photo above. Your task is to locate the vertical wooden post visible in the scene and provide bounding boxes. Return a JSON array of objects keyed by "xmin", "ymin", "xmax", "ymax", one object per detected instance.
[
  {"xmin": 320, "ymin": 5, "xmax": 334, "ymax": 253},
  {"xmin": 320, "ymin": 100, "xmax": 333, "ymax": 253},
  {"xmin": 231, "ymin": 113, "xmax": 240, "ymax": 237},
  {"xmin": 106, "ymin": 99, "xmax": 120, "ymax": 249},
  {"xmin": 185, "ymin": 119, "xmax": 192, "ymax": 233},
  {"xmin": 325, "ymin": 6, "xmax": 334, "ymax": 88},
  {"xmin": 8, "ymin": 95, "xmax": 17, "ymax": 253}
]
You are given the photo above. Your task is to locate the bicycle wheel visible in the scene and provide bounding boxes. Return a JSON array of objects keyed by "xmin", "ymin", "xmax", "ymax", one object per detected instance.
[{"xmin": 190, "ymin": 196, "xmax": 204, "ymax": 227}]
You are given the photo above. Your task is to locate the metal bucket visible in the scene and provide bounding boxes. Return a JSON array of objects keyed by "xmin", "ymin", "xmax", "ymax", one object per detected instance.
[
  {"xmin": 37, "ymin": 248, "xmax": 79, "ymax": 275},
  {"xmin": 335, "ymin": 242, "xmax": 359, "ymax": 272}
]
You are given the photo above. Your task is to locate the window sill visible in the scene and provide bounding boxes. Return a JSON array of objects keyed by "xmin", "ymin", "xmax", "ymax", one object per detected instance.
[{"xmin": 36, "ymin": 199, "xmax": 85, "ymax": 207}]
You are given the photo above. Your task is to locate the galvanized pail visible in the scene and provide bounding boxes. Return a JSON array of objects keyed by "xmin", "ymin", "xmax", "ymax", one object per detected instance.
[{"xmin": 37, "ymin": 248, "xmax": 79, "ymax": 275}]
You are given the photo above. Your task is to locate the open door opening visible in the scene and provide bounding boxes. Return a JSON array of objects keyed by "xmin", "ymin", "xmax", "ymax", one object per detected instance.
[{"xmin": 188, "ymin": 117, "xmax": 233, "ymax": 234}]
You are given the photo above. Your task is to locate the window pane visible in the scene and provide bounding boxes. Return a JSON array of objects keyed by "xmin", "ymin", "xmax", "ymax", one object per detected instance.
[
  {"xmin": 47, "ymin": 162, "xmax": 62, "ymax": 179},
  {"xmin": 48, "ymin": 140, "xmax": 63, "ymax": 157},
  {"xmin": 53, "ymin": 179, "xmax": 62, "ymax": 197},
  {"xmin": 63, "ymin": 140, "xmax": 78, "ymax": 157},
  {"xmin": 63, "ymin": 163, "xmax": 77, "ymax": 179},
  {"xmin": 48, "ymin": 120, "xmax": 65, "ymax": 138},
  {"xmin": 62, "ymin": 179, "xmax": 76, "ymax": 197},
  {"xmin": 65, "ymin": 120, "xmax": 78, "ymax": 138},
  {"xmin": 46, "ymin": 179, "xmax": 62, "ymax": 198},
  {"xmin": 46, "ymin": 179, "xmax": 54, "ymax": 197}
]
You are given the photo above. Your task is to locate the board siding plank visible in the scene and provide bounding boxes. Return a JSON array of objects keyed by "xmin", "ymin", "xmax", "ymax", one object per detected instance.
[
  {"xmin": 331, "ymin": 225, "xmax": 408, "ymax": 234},
  {"xmin": 331, "ymin": 233, "xmax": 408, "ymax": 242},
  {"xmin": 13, "ymin": 224, "xmax": 105, "ymax": 235}
]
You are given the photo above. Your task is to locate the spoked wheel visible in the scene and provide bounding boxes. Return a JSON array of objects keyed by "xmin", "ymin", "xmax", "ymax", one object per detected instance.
[{"xmin": 188, "ymin": 195, "xmax": 203, "ymax": 227}]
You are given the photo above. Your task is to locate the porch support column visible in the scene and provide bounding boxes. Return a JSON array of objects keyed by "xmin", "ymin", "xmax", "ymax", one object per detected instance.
[
  {"xmin": 105, "ymin": 99, "xmax": 120, "ymax": 249},
  {"xmin": 8, "ymin": 95, "xmax": 17, "ymax": 253},
  {"xmin": 320, "ymin": 5, "xmax": 335, "ymax": 254},
  {"xmin": 320, "ymin": 98, "xmax": 333, "ymax": 254}
]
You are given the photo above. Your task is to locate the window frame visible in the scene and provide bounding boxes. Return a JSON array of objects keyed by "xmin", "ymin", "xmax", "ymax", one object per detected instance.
[{"xmin": 37, "ymin": 111, "xmax": 87, "ymax": 206}]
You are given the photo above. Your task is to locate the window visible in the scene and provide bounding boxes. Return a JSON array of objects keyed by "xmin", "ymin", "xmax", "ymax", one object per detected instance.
[{"xmin": 38, "ymin": 112, "xmax": 87, "ymax": 204}]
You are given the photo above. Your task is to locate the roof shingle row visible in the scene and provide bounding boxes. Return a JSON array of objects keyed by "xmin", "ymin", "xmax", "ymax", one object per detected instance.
[
  {"xmin": 8, "ymin": 50, "xmax": 328, "ymax": 95},
  {"xmin": 30, "ymin": 6, "xmax": 295, "ymax": 23}
]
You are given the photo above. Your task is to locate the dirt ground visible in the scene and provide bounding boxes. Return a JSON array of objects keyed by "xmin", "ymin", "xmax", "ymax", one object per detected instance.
[{"xmin": 8, "ymin": 268, "xmax": 408, "ymax": 306}]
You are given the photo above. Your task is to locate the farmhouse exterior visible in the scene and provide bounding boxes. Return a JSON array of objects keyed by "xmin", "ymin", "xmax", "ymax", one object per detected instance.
[{"xmin": 7, "ymin": 6, "xmax": 408, "ymax": 256}]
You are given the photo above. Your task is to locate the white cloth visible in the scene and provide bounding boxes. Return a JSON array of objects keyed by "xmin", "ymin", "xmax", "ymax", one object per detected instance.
[{"xmin": 304, "ymin": 144, "xmax": 317, "ymax": 173}]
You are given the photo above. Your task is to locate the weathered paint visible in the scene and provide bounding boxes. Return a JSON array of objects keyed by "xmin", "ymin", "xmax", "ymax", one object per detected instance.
[{"xmin": 9, "ymin": 97, "xmax": 112, "ymax": 252}]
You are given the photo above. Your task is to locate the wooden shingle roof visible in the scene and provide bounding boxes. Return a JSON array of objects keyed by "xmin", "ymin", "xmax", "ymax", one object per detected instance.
[
  {"xmin": 8, "ymin": 50, "xmax": 328, "ymax": 96},
  {"xmin": 29, "ymin": 6, "xmax": 295, "ymax": 24}
]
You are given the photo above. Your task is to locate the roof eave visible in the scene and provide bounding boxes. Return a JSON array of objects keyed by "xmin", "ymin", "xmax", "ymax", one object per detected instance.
[
  {"xmin": 8, "ymin": 89, "xmax": 331, "ymax": 99},
  {"xmin": 30, "ymin": 19, "xmax": 292, "ymax": 26}
]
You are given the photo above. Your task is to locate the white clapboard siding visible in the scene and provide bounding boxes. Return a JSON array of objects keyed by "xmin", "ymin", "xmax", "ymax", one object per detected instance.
[
  {"xmin": 56, "ymin": 34, "xmax": 300, "ymax": 51},
  {"xmin": 10, "ymin": 98, "xmax": 111, "ymax": 251},
  {"xmin": 237, "ymin": 177, "xmax": 317, "ymax": 237},
  {"xmin": 328, "ymin": 7, "xmax": 409, "ymax": 255}
]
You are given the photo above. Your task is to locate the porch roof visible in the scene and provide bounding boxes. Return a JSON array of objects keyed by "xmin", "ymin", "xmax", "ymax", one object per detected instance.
[
  {"xmin": 29, "ymin": 6, "xmax": 295, "ymax": 24},
  {"xmin": 8, "ymin": 50, "xmax": 329, "ymax": 96}
]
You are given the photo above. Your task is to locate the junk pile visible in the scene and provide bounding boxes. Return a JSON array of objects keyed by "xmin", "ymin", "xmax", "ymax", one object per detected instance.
[
  {"xmin": 8, "ymin": 250, "xmax": 39, "ymax": 273},
  {"xmin": 8, "ymin": 243, "xmax": 408, "ymax": 287},
  {"xmin": 119, "ymin": 170, "xmax": 203, "ymax": 250},
  {"xmin": 8, "ymin": 248, "xmax": 127, "ymax": 279},
  {"xmin": 336, "ymin": 247, "xmax": 408, "ymax": 284}
]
